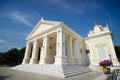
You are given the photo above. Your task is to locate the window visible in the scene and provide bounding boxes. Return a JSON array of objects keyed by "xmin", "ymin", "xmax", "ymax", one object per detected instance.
[
  {"xmin": 80, "ymin": 49, "xmax": 82, "ymax": 53},
  {"xmin": 86, "ymin": 49, "xmax": 90, "ymax": 53},
  {"xmin": 97, "ymin": 46, "xmax": 107, "ymax": 61}
]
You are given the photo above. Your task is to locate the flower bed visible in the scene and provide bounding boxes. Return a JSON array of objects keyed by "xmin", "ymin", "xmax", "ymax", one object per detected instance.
[
  {"xmin": 99, "ymin": 60, "xmax": 112, "ymax": 74},
  {"xmin": 99, "ymin": 60, "xmax": 112, "ymax": 67}
]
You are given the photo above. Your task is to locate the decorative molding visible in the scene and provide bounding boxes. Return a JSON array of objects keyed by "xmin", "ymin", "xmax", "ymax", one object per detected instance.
[{"xmin": 85, "ymin": 32, "xmax": 111, "ymax": 40}]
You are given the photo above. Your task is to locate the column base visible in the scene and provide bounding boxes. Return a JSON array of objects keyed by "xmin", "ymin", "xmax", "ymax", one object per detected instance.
[
  {"xmin": 29, "ymin": 58, "xmax": 37, "ymax": 64},
  {"xmin": 78, "ymin": 61, "xmax": 83, "ymax": 65},
  {"xmin": 74, "ymin": 58, "xmax": 79, "ymax": 63},
  {"xmin": 22, "ymin": 58, "xmax": 29, "ymax": 64},
  {"xmin": 67, "ymin": 57, "xmax": 74, "ymax": 64},
  {"xmin": 39, "ymin": 57, "xmax": 50, "ymax": 64},
  {"xmin": 54, "ymin": 56, "xmax": 67, "ymax": 65}
]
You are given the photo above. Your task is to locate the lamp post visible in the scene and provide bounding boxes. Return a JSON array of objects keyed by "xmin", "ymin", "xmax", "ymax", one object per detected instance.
[{"xmin": 109, "ymin": 54, "xmax": 113, "ymax": 66}]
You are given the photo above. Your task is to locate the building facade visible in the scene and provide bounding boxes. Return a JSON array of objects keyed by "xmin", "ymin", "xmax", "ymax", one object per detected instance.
[
  {"xmin": 22, "ymin": 19, "xmax": 119, "ymax": 66},
  {"xmin": 85, "ymin": 24, "xmax": 119, "ymax": 66}
]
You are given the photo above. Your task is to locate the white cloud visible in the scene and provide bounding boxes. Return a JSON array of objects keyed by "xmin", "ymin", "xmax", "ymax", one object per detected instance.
[
  {"xmin": 0, "ymin": 39, "xmax": 6, "ymax": 44},
  {"xmin": 0, "ymin": 30, "xmax": 28, "ymax": 37},
  {"xmin": 9, "ymin": 11, "xmax": 33, "ymax": 27},
  {"xmin": 0, "ymin": 10, "xmax": 38, "ymax": 27}
]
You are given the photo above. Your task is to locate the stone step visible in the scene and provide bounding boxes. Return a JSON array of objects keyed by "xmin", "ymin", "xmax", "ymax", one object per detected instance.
[
  {"xmin": 12, "ymin": 64, "xmax": 91, "ymax": 78},
  {"xmin": 62, "ymin": 65, "xmax": 91, "ymax": 77},
  {"xmin": 64, "ymin": 68, "xmax": 90, "ymax": 73},
  {"xmin": 63, "ymin": 67, "xmax": 90, "ymax": 72},
  {"xmin": 64, "ymin": 71, "xmax": 89, "ymax": 78},
  {"xmin": 64, "ymin": 69, "xmax": 89, "ymax": 73}
]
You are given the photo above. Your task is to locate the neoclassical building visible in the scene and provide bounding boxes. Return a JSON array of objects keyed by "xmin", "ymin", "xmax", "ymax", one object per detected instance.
[{"xmin": 22, "ymin": 18, "xmax": 119, "ymax": 66}]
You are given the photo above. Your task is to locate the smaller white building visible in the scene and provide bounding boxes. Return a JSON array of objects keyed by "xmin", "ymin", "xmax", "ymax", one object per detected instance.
[
  {"xmin": 85, "ymin": 24, "xmax": 119, "ymax": 66},
  {"xmin": 22, "ymin": 19, "xmax": 119, "ymax": 66}
]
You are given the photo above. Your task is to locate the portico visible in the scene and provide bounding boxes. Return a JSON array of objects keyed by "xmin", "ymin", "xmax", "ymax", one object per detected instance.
[{"xmin": 22, "ymin": 19, "xmax": 85, "ymax": 65}]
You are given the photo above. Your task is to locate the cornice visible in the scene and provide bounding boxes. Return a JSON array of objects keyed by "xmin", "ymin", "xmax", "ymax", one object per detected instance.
[
  {"xmin": 26, "ymin": 24, "xmax": 61, "ymax": 41},
  {"xmin": 60, "ymin": 23, "xmax": 84, "ymax": 41},
  {"xmin": 85, "ymin": 32, "xmax": 111, "ymax": 40}
]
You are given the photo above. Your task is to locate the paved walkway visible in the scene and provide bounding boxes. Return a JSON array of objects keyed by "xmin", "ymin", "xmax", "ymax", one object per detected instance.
[{"xmin": 0, "ymin": 67, "xmax": 104, "ymax": 80}]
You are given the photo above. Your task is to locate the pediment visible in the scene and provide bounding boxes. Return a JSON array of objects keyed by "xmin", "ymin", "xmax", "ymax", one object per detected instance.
[
  {"xmin": 32, "ymin": 24, "xmax": 54, "ymax": 36},
  {"xmin": 26, "ymin": 20, "xmax": 61, "ymax": 40}
]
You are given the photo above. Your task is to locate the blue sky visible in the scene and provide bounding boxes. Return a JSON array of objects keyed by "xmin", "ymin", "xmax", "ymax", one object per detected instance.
[{"xmin": 0, "ymin": 0, "xmax": 120, "ymax": 52}]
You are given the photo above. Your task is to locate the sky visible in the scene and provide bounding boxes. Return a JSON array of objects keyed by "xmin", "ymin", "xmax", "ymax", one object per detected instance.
[{"xmin": 0, "ymin": 0, "xmax": 120, "ymax": 52}]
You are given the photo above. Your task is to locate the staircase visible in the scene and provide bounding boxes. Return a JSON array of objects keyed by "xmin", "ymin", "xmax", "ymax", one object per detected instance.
[
  {"xmin": 12, "ymin": 64, "xmax": 91, "ymax": 78},
  {"xmin": 62, "ymin": 65, "xmax": 91, "ymax": 78}
]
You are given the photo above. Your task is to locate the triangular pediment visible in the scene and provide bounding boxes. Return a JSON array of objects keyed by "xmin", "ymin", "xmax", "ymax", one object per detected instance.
[
  {"xmin": 27, "ymin": 20, "xmax": 62, "ymax": 40},
  {"xmin": 32, "ymin": 24, "xmax": 54, "ymax": 36}
]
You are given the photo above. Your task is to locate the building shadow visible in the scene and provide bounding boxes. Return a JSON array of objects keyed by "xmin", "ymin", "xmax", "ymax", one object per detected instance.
[
  {"xmin": 106, "ymin": 68, "xmax": 120, "ymax": 80},
  {"xmin": 0, "ymin": 76, "xmax": 10, "ymax": 80},
  {"xmin": 106, "ymin": 76, "xmax": 113, "ymax": 80}
]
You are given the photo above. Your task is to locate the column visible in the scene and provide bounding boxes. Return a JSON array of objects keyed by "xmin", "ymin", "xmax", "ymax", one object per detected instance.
[
  {"xmin": 73, "ymin": 39, "xmax": 78, "ymax": 63},
  {"xmin": 89, "ymin": 40, "xmax": 93, "ymax": 65},
  {"xmin": 69, "ymin": 35, "xmax": 74, "ymax": 63},
  {"xmin": 75, "ymin": 39, "xmax": 79, "ymax": 63},
  {"xmin": 60, "ymin": 30, "xmax": 66, "ymax": 56},
  {"xmin": 44, "ymin": 36, "xmax": 49, "ymax": 64},
  {"xmin": 29, "ymin": 40, "xmax": 39, "ymax": 64},
  {"xmin": 79, "ymin": 48, "xmax": 83, "ymax": 64},
  {"xmin": 44, "ymin": 36, "xmax": 48, "ymax": 57},
  {"xmin": 39, "ymin": 36, "xmax": 48, "ymax": 64},
  {"xmin": 22, "ymin": 42, "xmax": 31, "ymax": 64},
  {"xmin": 56, "ymin": 31, "xmax": 60, "ymax": 56},
  {"xmin": 54, "ymin": 30, "xmax": 67, "ymax": 65},
  {"xmin": 70, "ymin": 35, "xmax": 73, "ymax": 58},
  {"xmin": 72, "ymin": 39, "xmax": 75, "ymax": 63}
]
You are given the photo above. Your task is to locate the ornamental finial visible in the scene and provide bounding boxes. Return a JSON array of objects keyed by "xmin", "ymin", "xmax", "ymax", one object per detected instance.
[
  {"xmin": 41, "ymin": 17, "xmax": 44, "ymax": 21},
  {"xmin": 95, "ymin": 22, "xmax": 97, "ymax": 26},
  {"xmin": 106, "ymin": 23, "xmax": 109, "ymax": 27}
]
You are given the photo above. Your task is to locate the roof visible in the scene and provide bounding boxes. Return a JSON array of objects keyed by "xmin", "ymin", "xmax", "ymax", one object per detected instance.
[
  {"xmin": 87, "ymin": 24, "xmax": 111, "ymax": 38},
  {"xmin": 26, "ymin": 18, "xmax": 63, "ymax": 40},
  {"xmin": 26, "ymin": 18, "xmax": 84, "ymax": 41}
]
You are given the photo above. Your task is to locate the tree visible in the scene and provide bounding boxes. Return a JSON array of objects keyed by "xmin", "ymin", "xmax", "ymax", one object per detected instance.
[
  {"xmin": 0, "ymin": 47, "xmax": 25, "ymax": 66},
  {"xmin": 114, "ymin": 46, "xmax": 120, "ymax": 62},
  {"xmin": 18, "ymin": 47, "xmax": 26, "ymax": 64},
  {"xmin": 0, "ymin": 53, "xmax": 5, "ymax": 65},
  {"xmin": 4, "ymin": 48, "xmax": 19, "ymax": 66}
]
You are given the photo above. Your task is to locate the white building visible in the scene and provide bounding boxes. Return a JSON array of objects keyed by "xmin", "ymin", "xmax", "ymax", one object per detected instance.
[
  {"xmin": 22, "ymin": 18, "xmax": 119, "ymax": 66},
  {"xmin": 15, "ymin": 18, "xmax": 119, "ymax": 78}
]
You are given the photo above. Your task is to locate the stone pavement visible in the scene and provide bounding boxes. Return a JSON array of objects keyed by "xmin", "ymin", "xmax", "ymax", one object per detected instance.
[{"xmin": 0, "ymin": 67, "xmax": 104, "ymax": 80}]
